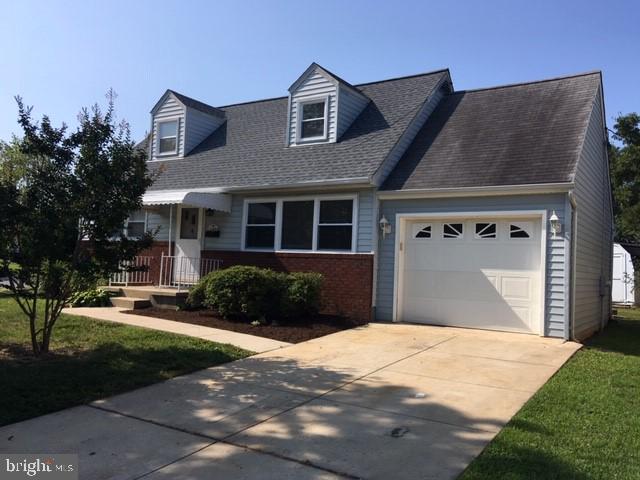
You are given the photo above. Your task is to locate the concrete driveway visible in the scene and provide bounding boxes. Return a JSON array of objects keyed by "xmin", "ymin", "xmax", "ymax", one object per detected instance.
[{"xmin": 1, "ymin": 324, "xmax": 580, "ymax": 479}]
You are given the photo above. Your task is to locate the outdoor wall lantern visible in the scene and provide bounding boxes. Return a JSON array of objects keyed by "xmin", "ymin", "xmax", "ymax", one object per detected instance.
[
  {"xmin": 549, "ymin": 210, "xmax": 561, "ymax": 238},
  {"xmin": 379, "ymin": 215, "xmax": 392, "ymax": 239}
]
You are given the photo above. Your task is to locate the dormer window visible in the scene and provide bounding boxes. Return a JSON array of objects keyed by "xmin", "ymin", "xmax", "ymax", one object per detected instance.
[
  {"xmin": 298, "ymin": 99, "xmax": 327, "ymax": 141},
  {"xmin": 158, "ymin": 120, "xmax": 178, "ymax": 154}
]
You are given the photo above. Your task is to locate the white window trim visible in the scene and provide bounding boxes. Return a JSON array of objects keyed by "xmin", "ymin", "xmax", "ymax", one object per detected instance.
[
  {"xmin": 474, "ymin": 222, "xmax": 499, "ymax": 240},
  {"xmin": 442, "ymin": 222, "xmax": 464, "ymax": 239},
  {"xmin": 412, "ymin": 223, "xmax": 433, "ymax": 239},
  {"xmin": 125, "ymin": 214, "xmax": 147, "ymax": 239},
  {"xmin": 509, "ymin": 221, "xmax": 534, "ymax": 240},
  {"xmin": 156, "ymin": 118, "xmax": 180, "ymax": 156},
  {"xmin": 241, "ymin": 194, "xmax": 358, "ymax": 253},
  {"xmin": 244, "ymin": 202, "xmax": 278, "ymax": 249},
  {"xmin": 295, "ymin": 96, "xmax": 330, "ymax": 144}
]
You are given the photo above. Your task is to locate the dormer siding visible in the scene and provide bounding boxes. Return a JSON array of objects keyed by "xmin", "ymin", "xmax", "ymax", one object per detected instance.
[
  {"xmin": 337, "ymin": 86, "xmax": 370, "ymax": 138},
  {"xmin": 184, "ymin": 107, "xmax": 225, "ymax": 154},
  {"xmin": 151, "ymin": 95, "xmax": 185, "ymax": 161},
  {"xmin": 288, "ymin": 70, "xmax": 338, "ymax": 145}
]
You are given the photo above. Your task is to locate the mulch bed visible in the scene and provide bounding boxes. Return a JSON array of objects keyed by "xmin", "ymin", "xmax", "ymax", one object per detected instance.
[{"xmin": 122, "ymin": 308, "xmax": 365, "ymax": 343}]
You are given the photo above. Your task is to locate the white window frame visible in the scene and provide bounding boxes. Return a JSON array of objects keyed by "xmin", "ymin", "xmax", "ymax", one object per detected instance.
[
  {"xmin": 241, "ymin": 194, "xmax": 358, "ymax": 253},
  {"xmin": 295, "ymin": 96, "xmax": 329, "ymax": 144},
  {"xmin": 474, "ymin": 222, "xmax": 498, "ymax": 240},
  {"xmin": 411, "ymin": 223, "xmax": 433, "ymax": 239},
  {"xmin": 157, "ymin": 118, "xmax": 179, "ymax": 156},
  {"xmin": 442, "ymin": 222, "xmax": 464, "ymax": 240},
  {"xmin": 125, "ymin": 213, "xmax": 147, "ymax": 239},
  {"xmin": 244, "ymin": 202, "xmax": 277, "ymax": 249},
  {"xmin": 509, "ymin": 221, "xmax": 534, "ymax": 240}
]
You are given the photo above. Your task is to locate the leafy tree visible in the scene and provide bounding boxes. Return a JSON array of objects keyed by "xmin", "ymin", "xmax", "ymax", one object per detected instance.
[
  {"xmin": 0, "ymin": 91, "xmax": 154, "ymax": 356},
  {"xmin": 610, "ymin": 112, "xmax": 640, "ymax": 250}
]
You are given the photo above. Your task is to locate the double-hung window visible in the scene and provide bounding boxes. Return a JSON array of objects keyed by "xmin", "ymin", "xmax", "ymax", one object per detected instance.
[
  {"xmin": 299, "ymin": 100, "xmax": 327, "ymax": 141},
  {"xmin": 126, "ymin": 220, "xmax": 146, "ymax": 239},
  {"xmin": 245, "ymin": 202, "xmax": 276, "ymax": 249},
  {"xmin": 158, "ymin": 120, "xmax": 178, "ymax": 154},
  {"xmin": 281, "ymin": 201, "xmax": 314, "ymax": 250},
  {"xmin": 244, "ymin": 197, "xmax": 354, "ymax": 252},
  {"xmin": 317, "ymin": 200, "xmax": 353, "ymax": 250}
]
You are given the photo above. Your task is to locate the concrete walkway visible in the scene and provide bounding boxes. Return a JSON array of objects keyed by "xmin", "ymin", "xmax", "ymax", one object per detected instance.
[
  {"xmin": 62, "ymin": 306, "xmax": 291, "ymax": 353},
  {"xmin": 1, "ymin": 323, "xmax": 581, "ymax": 480}
]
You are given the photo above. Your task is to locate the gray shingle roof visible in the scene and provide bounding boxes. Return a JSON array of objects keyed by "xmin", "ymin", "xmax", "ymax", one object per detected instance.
[
  {"xmin": 147, "ymin": 70, "xmax": 448, "ymax": 191},
  {"xmin": 382, "ymin": 72, "xmax": 602, "ymax": 191}
]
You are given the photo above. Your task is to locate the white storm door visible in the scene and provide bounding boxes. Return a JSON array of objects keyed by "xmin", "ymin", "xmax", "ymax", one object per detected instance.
[{"xmin": 174, "ymin": 206, "xmax": 203, "ymax": 284}]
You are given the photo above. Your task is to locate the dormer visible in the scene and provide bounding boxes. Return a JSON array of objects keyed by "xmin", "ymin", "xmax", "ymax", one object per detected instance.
[
  {"xmin": 149, "ymin": 90, "xmax": 225, "ymax": 161},
  {"xmin": 287, "ymin": 63, "xmax": 369, "ymax": 146}
]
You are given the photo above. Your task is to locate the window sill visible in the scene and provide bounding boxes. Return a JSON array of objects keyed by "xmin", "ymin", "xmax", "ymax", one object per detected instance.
[{"xmin": 241, "ymin": 248, "xmax": 368, "ymax": 255}]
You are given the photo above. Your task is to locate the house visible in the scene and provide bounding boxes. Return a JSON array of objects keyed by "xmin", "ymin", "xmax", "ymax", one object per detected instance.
[{"xmin": 128, "ymin": 63, "xmax": 613, "ymax": 341}]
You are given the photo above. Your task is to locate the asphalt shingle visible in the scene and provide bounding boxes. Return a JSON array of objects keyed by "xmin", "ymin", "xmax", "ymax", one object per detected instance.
[
  {"xmin": 381, "ymin": 72, "xmax": 601, "ymax": 191},
  {"xmin": 147, "ymin": 71, "xmax": 449, "ymax": 191}
]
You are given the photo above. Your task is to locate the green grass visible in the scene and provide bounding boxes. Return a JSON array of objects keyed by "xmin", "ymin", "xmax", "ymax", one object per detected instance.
[
  {"xmin": 461, "ymin": 308, "xmax": 640, "ymax": 480},
  {"xmin": 0, "ymin": 292, "xmax": 251, "ymax": 426}
]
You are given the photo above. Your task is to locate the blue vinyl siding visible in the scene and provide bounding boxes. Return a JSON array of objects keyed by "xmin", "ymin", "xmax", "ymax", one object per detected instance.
[
  {"xmin": 375, "ymin": 194, "xmax": 569, "ymax": 338},
  {"xmin": 135, "ymin": 190, "xmax": 375, "ymax": 252},
  {"xmin": 572, "ymin": 87, "xmax": 614, "ymax": 340},
  {"xmin": 151, "ymin": 95, "xmax": 185, "ymax": 160}
]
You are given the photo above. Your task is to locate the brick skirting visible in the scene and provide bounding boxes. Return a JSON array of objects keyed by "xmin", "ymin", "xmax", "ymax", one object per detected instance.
[
  {"xmin": 138, "ymin": 241, "xmax": 173, "ymax": 286},
  {"xmin": 201, "ymin": 250, "xmax": 374, "ymax": 321}
]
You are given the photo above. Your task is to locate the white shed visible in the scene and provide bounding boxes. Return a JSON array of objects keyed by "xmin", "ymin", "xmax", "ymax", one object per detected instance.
[{"xmin": 612, "ymin": 243, "xmax": 635, "ymax": 305}]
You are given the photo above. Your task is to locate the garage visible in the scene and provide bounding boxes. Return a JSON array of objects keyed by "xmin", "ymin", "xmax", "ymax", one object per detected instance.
[{"xmin": 396, "ymin": 215, "xmax": 544, "ymax": 334}]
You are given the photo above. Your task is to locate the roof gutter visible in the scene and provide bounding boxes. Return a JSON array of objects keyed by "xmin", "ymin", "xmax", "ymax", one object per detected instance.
[
  {"xmin": 222, "ymin": 177, "xmax": 372, "ymax": 194},
  {"xmin": 377, "ymin": 182, "xmax": 574, "ymax": 200}
]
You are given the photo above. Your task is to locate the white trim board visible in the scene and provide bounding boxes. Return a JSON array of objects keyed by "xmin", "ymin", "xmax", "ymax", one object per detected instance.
[
  {"xmin": 240, "ymin": 193, "xmax": 359, "ymax": 254},
  {"xmin": 392, "ymin": 209, "xmax": 548, "ymax": 336},
  {"xmin": 377, "ymin": 183, "xmax": 573, "ymax": 200}
]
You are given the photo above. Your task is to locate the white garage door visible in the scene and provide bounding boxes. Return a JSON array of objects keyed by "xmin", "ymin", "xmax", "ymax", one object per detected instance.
[{"xmin": 399, "ymin": 217, "xmax": 543, "ymax": 333}]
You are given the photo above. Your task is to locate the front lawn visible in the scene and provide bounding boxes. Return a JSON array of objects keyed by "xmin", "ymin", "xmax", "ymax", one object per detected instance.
[
  {"xmin": 0, "ymin": 292, "xmax": 251, "ymax": 426},
  {"xmin": 461, "ymin": 307, "xmax": 640, "ymax": 479}
]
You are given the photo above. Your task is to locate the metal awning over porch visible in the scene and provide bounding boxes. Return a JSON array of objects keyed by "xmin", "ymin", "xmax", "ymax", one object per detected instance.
[{"xmin": 142, "ymin": 190, "xmax": 231, "ymax": 212}]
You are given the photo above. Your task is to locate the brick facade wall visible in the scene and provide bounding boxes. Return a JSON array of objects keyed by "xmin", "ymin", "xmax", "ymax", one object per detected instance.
[
  {"xmin": 201, "ymin": 250, "xmax": 374, "ymax": 321},
  {"xmin": 137, "ymin": 241, "xmax": 173, "ymax": 286}
]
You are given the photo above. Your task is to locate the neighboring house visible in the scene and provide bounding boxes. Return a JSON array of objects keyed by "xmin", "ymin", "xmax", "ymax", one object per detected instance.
[
  {"xmin": 612, "ymin": 243, "xmax": 635, "ymax": 305},
  {"xmin": 130, "ymin": 63, "xmax": 613, "ymax": 341}
]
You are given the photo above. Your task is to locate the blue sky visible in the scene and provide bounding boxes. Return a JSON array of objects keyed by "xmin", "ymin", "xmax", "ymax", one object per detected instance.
[{"xmin": 1, "ymin": 0, "xmax": 638, "ymax": 142}]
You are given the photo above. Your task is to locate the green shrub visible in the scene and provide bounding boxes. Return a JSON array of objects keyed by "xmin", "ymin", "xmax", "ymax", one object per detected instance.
[
  {"xmin": 202, "ymin": 266, "xmax": 285, "ymax": 320},
  {"xmin": 69, "ymin": 288, "xmax": 113, "ymax": 307},
  {"xmin": 282, "ymin": 272, "xmax": 323, "ymax": 318},
  {"xmin": 190, "ymin": 266, "xmax": 323, "ymax": 322}
]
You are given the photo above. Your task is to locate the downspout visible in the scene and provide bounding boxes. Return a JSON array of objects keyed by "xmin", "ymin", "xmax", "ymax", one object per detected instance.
[
  {"xmin": 568, "ymin": 190, "xmax": 578, "ymax": 341},
  {"xmin": 371, "ymin": 194, "xmax": 380, "ymax": 321}
]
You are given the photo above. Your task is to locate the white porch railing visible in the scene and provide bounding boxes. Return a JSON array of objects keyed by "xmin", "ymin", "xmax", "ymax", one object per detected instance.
[
  {"xmin": 109, "ymin": 256, "xmax": 153, "ymax": 286},
  {"xmin": 159, "ymin": 253, "xmax": 223, "ymax": 290}
]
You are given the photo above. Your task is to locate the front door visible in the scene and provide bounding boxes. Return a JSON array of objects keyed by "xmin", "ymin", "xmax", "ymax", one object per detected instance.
[{"xmin": 174, "ymin": 206, "xmax": 202, "ymax": 284}]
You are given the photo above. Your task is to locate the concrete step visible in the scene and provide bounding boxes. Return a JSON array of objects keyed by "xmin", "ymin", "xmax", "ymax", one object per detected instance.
[{"xmin": 110, "ymin": 296, "xmax": 151, "ymax": 309}]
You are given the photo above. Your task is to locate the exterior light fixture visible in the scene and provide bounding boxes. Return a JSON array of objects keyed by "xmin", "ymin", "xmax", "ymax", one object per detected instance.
[
  {"xmin": 379, "ymin": 215, "xmax": 392, "ymax": 239},
  {"xmin": 549, "ymin": 211, "xmax": 561, "ymax": 238}
]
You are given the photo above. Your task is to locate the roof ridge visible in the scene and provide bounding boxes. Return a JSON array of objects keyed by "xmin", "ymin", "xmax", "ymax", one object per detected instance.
[
  {"xmin": 451, "ymin": 70, "xmax": 601, "ymax": 95},
  {"xmin": 217, "ymin": 69, "xmax": 450, "ymax": 110},
  {"xmin": 354, "ymin": 68, "xmax": 450, "ymax": 87}
]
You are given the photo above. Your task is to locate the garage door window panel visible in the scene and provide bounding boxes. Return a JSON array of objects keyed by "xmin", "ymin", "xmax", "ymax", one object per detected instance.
[
  {"xmin": 412, "ymin": 223, "xmax": 432, "ymax": 239},
  {"xmin": 475, "ymin": 222, "xmax": 497, "ymax": 239},
  {"xmin": 443, "ymin": 223, "xmax": 464, "ymax": 239},
  {"xmin": 510, "ymin": 222, "xmax": 532, "ymax": 239}
]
